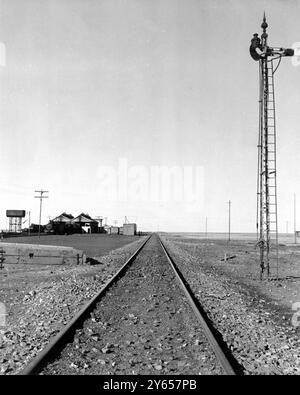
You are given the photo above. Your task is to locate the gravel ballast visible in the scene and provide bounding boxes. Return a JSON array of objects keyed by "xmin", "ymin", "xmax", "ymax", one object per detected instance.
[
  {"xmin": 42, "ymin": 235, "xmax": 224, "ymax": 375},
  {"xmin": 161, "ymin": 235, "xmax": 300, "ymax": 375}
]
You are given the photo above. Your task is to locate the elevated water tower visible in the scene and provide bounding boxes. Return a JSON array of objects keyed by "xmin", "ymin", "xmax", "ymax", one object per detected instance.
[{"xmin": 6, "ymin": 210, "xmax": 26, "ymax": 233}]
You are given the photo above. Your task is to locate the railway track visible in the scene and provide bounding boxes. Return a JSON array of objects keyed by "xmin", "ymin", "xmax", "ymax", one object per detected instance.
[{"xmin": 20, "ymin": 234, "xmax": 239, "ymax": 375}]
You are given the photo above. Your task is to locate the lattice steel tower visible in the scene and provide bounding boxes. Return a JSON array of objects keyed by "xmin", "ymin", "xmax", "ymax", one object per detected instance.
[{"xmin": 250, "ymin": 14, "xmax": 294, "ymax": 279}]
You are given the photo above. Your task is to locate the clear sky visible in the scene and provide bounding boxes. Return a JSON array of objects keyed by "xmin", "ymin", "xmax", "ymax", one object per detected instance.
[{"xmin": 0, "ymin": 0, "xmax": 300, "ymax": 232}]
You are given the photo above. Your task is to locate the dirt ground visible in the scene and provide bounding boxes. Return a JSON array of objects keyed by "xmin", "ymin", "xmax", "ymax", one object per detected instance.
[
  {"xmin": 0, "ymin": 235, "xmax": 142, "ymax": 314},
  {"xmin": 0, "ymin": 235, "xmax": 145, "ymax": 374},
  {"xmin": 161, "ymin": 234, "xmax": 300, "ymax": 374},
  {"xmin": 163, "ymin": 234, "xmax": 300, "ymax": 323},
  {"xmin": 1, "ymin": 234, "xmax": 140, "ymax": 258},
  {"xmin": 0, "ymin": 234, "xmax": 141, "ymax": 306},
  {"xmin": 1, "ymin": 233, "xmax": 299, "ymax": 374}
]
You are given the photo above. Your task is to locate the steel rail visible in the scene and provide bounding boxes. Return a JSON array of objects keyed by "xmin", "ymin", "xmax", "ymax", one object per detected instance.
[
  {"xmin": 158, "ymin": 236, "xmax": 236, "ymax": 376},
  {"xmin": 20, "ymin": 235, "xmax": 151, "ymax": 375}
]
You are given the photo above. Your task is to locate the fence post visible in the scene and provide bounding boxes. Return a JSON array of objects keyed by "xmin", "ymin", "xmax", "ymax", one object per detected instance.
[{"xmin": 0, "ymin": 248, "xmax": 5, "ymax": 269}]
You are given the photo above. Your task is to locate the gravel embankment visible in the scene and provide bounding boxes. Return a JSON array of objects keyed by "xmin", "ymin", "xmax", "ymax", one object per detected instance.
[
  {"xmin": 0, "ymin": 237, "xmax": 147, "ymax": 375},
  {"xmin": 161, "ymin": 236, "xmax": 300, "ymax": 375},
  {"xmin": 42, "ymin": 235, "xmax": 224, "ymax": 375}
]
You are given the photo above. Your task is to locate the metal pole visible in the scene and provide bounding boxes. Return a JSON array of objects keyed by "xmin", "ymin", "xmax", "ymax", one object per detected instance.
[
  {"xmin": 259, "ymin": 59, "xmax": 265, "ymax": 279},
  {"xmin": 260, "ymin": 14, "xmax": 270, "ymax": 278},
  {"xmin": 257, "ymin": 63, "xmax": 262, "ymax": 243},
  {"xmin": 228, "ymin": 200, "xmax": 231, "ymax": 242}
]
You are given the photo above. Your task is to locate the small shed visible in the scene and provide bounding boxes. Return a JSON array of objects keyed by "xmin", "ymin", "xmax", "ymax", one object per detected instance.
[
  {"xmin": 123, "ymin": 223, "xmax": 137, "ymax": 236},
  {"xmin": 110, "ymin": 226, "xmax": 120, "ymax": 235}
]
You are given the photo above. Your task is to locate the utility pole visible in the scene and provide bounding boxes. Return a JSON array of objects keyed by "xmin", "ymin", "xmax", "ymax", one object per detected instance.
[
  {"xmin": 228, "ymin": 200, "xmax": 231, "ymax": 242},
  {"xmin": 28, "ymin": 211, "xmax": 31, "ymax": 236},
  {"xmin": 34, "ymin": 190, "xmax": 49, "ymax": 238},
  {"xmin": 294, "ymin": 193, "xmax": 297, "ymax": 244}
]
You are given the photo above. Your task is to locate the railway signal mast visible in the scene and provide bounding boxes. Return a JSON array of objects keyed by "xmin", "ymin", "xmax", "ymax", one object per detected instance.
[{"xmin": 250, "ymin": 14, "xmax": 294, "ymax": 279}]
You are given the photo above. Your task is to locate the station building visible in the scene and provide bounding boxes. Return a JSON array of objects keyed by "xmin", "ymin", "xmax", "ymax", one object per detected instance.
[
  {"xmin": 72, "ymin": 213, "xmax": 99, "ymax": 233},
  {"xmin": 50, "ymin": 212, "xmax": 99, "ymax": 234},
  {"xmin": 50, "ymin": 213, "xmax": 74, "ymax": 234}
]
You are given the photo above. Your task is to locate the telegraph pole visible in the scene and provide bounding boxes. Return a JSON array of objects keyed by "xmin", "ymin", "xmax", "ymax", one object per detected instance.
[
  {"xmin": 28, "ymin": 211, "xmax": 31, "ymax": 236},
  {"xmin": 228, "ymin": 200, "xmax": 231, "ymax": 242},
  {"xmin": 34, "ymin": 190, "xmax": 49, "ymax": 238},
  {"xmin": 294, "ymin": 193, "xmax": 297, "ymax": 244}
]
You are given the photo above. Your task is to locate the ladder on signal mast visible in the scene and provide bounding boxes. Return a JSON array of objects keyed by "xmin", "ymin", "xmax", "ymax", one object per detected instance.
[{"xmin": 257, "ymin": 58, "xmax": 279, "ymax": 279}]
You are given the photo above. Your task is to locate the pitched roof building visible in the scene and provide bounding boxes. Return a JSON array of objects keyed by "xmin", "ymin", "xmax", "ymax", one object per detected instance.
[
  {"xmin": 52, "ymin": 213, "xmax": 74, "ymax": 222},
  {"xmin": 71, "ymin": 213, "xmax": 97, "ymax": 224}
]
